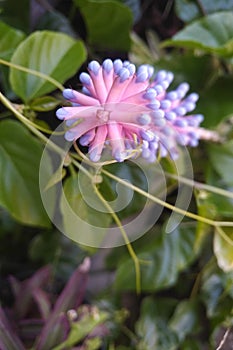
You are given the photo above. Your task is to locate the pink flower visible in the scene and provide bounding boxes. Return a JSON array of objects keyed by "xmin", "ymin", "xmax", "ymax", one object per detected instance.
[{"xmin": 56, "ymin": 59, "xmax": 206, "ymax": 162}]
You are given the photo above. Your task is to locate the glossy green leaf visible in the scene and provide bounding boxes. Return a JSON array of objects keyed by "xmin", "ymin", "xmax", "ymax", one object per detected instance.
[
  {"xmin": 169, "ymin": 299, "xmax": 202, "ymax": 342},
  {"xmin": 60, "ymin": 175, "xmax": 112, "ymax": 248},
  {"xmin": 214, "ymin": 227, "xmax": 233, "ymax": 272},
  {"xmin": 10, "ymin": 31, "xmax": 86, "ymax": 102},
  {"xmin": 175, "ymin": 0, "xmax": 233, "ymax": 23},
  {"xmin": 163, "ymin": 12, "xmax": 233, "ymax": 57},
  {"xmin": 0, "ymin": 120, "xmax": 53, "ymax": 227},
  {"xmin": 115, "ymin": 223, "xmax": 197, "ymax": 291},
  {"xmin": 29, "ymin": 96, "xmax": 60, "ymax": 112},
  {"xmin": 200, "ymin": 260, "xmax": 233, "ymax": 320},
  {"xmin": 135, "ymin": 297, "xmax": 178, "ymax": 350},
  {"xmin": 0, "ymin": 21, "xmax": 25, "ymax": 60},
  {"xmin": 208, "ymin": 140, "xmax": 233, "ymax": 187},
  {"xmin": 74, "ymin": 0, "xmax": 132, "ymax": 51}
]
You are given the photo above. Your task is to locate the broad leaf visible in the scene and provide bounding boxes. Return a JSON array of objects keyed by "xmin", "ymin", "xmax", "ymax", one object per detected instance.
[
  {"xmin": 208, "ymin": 140, "xmax": 233, "ymax": 187},
  {"xmin": 198, "ymin": 76, "xmax": 233, "ymax": 128},
  {"xmin": 135, "ymin": 297, "xmax": 178, "ymax": 350},
  {"xmin": 0, "ymin": 120, "xmax": 53, "ymax": 227},
  {"xmin": 163, "ymin": 12, "xmax": 233, "ymax": 57},
  {"xmin": 214, "ymin": 227, "xmax": 233, "ymax": 272},
  {"xmin": 60, "ymin": 174, "xmax": 112, "ymax": 248},
  {"xmin": 0, "ymin": 21, "xmax": 25, "ymax": 60},
  {"xmin": 169, "ymin": 299, "xmax": 202, "ymax": 342},
  {"xmin": 74, "ymin": 0, "xmax": 132, "ymax": 51},
  {"xmin": 10, "ymin": 31, "xmax": 86, "ymax": 102},
  {"xmin": 175, "ymin": 0, "xmax": 233, "ymax": 23},
  {"xmin": 115, "ymin": 223, "xmax": 197, "ymax": 291}
]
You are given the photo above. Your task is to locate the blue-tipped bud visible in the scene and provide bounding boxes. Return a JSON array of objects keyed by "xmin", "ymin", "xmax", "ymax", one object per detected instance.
[
  {"xmin": 174, "ymin": 119, "xmax": 188, "ymax": 127},
  {"xmin": 137, "ymin": 113, "xmax": 152, "ymax": 125},
  {"xmin": 166, "ymin": 91, "xmax": 178, "ymax": 101},
  {"xmin": 56, "ymin": 108, "xmax": 68, "ymax": 120},
  {"xmin": 174, "ymin": 106, "xmax": 186, "ymax": 116},
  {"xmin": 156, "ymin": 70, "xmax": 167, "ymax": 82},
  {"xmin": 165, "ymin": 111, "xmax": 176, "ymax": 121},
  {"xmin": 186, "ymin": 93, "xmax": 199, "ymax": 103},
  {"xmin": 114, "ymin": 149, "xmax": 126, "ymax": 162},
  {"xmin": 103, "ymin": 59, "xmax": 113, "ymax": 73},
  {"xmin": 63, "ymin": 89, "xmax": 75, "ymax": 100},
  {"xmin": 65, "ymin": 130, "xmax": 76, "ymax": 141},
  {"xmin": 176, "ymin": 134, "xmax": 189, "ymax": 146},
  {"xmin": 160, "ymin": 100, "xmax": 171, "ymax": 110},
  {"xmin": 183, "ymin": 101, "xmax": 195, "ymax": 112},
  {"xmin": 147, "ymin": 65, "xmax": 154, "ymax": 79},
  {"xmin": 88, "ymin": 60, "xmax": 100, "ymax": 75},
  {"xmin": 153, "ymin": 85, "xmax": 164, "ymax": 94},
  {"xmin": 136, "ymin": 65, "xmax": 148, "ymax": 82},
  {"xmin": 66, "ymin": 119, "xmax": 77, "ymax": 127},
  {"xmin": 113, "ymin": 59, "xmax": 123, "ymax": 74},
  {"xmin": 167, "ymin": 72, "xmax": 174, "ymax": 84},
  {"xmin": 143, "ymin": 88, "xmax": 157, "ymax": 100},
  {"xmin": 177, "ymin": 82, "xmax": 189, "ymax": 98},
  {"xmin": 118, "ymin": 67, "xmax": 130, "ymax": 82},
  {"xmin": 140, "ymin": 129, "xmax": 155, "ymax": 142},
  {"xmin": 80, "ymin": 72, "xmax": 91, "ymax": 86},
  {"xmin": 89, "ymin": 148, "xmax": 101, "ymax": 162},
  {"xmin": 151, "ymin": 109, "xmax": 165, "ymax": 119},
  {"xmin": 82, "ymin": 86, "xmax": 91, "ymax": 96},
  {"xmin": 147, "ymin": 100, "xmax": 160, "ymax": 110},
  {"xmin": 127, "ymin": 63, "xmax": 136, "ymax": 76}
]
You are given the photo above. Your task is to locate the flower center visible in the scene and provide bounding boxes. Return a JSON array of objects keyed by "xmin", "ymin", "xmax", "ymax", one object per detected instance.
[{"xmin": 96, "ymin": 109, "xmax": 111, "ymax": 123}]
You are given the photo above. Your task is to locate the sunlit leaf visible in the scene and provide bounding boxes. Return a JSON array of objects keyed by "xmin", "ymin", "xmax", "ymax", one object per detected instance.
[
  {"xmin": 0, "ymin": 120, "xmax": 53, "ymax": 227},
  {"xmin": 214, "ymin": 227, "xmax": 233, "ymax": 272},
  {"xmin": 10, "ymin": 31, "xmax": 86, "ymax": 102},
  {"xmin": 0, "ymin": 21, "xmax": 25, "ymax": 60},
  {"xmin": 163, "ymin": 12, "xmax": 233, "ymax": 57}
]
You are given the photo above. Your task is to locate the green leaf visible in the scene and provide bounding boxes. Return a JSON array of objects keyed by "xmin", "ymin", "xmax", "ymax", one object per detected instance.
[
  {"xmin": 10, "ymin": 31, "xmax": 86, "ymax": 102},
  {"xmin": 175, "ymin": 0, "xmax": 233, "ymax": 23},
  {"xmin": 198, "ymin": 76, "xmax": 233, "ymax": 128},
  {"xmin": 60, "ymin": 174, "xmax": 112, "ymax": 248},
  {"xmin": 74, "ymin": 0, "xmax": 132, "ymax": 51},
  {"xmin": 115, "ymin": 223, "xmax": 197, "ymax": 291},
  {"xmin": 0, "ymin": 21, "xmax": 25, "ymax": 60},
  {"xmin": 29, "ymin": 96, "xmax": 61, "ymax": 112},
  {"xmin": 207, "ymin": 140, "xmax": 233, "ymax": 187},
  {"xmin": 169, "ymin": 299, "xmax": 202, "ymax": 342},
  {"xmin": 162, "ymin": 12, "xmax": 233, "ymax": 57},
  {"xmin": 0, "ymin": 120, "xmax": 53, "ymax": 227},
  {"xmin": 214, "ymin": 227, "xmax": 233, "ymax": 272},
  {"xmin": 135, "ymin": 297, "xmax": 178, "ymax": 350},
  {"xmin": 0, "ymin": 0, "xmax": 30, "ymax": 32},
  {"xmin": 200, "ymin": 260, "xmax": 233, "ymax": 321}
]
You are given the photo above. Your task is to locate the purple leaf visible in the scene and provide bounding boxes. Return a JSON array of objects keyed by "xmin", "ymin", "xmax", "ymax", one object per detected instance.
[
  {"xmin": 32, "ymin": 288, "xmax": 51, "ymax": 320},
  {"xmin": 18, "ymin": 319, "xmax": 43, "ymax": 342},
  {"xmin": 0, "ymin": 307, "xmax": 26, "ymax": 350},
  {"xmin": 35, "ymin": 257, "xmax": 91, "ymax": 350},
  {"xmin": 12, "ymin": 266, "xmax": 52, "ymax": 319}
]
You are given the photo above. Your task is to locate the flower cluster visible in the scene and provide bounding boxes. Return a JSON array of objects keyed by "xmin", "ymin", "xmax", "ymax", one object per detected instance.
[{"xmin": 56, "ymin": 59, "xmax": 207, "ymax": 162}]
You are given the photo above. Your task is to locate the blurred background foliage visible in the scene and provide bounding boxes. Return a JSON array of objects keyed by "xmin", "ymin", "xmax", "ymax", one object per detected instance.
[{"xmin": 0, "ymin": 0, "xmax": 233, "ymax": 349}]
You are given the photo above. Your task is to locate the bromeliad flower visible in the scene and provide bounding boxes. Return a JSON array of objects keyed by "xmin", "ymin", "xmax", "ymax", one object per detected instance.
[{"xmin": 56, "ymin": 59, "xmax": 215, "ymax": 162}]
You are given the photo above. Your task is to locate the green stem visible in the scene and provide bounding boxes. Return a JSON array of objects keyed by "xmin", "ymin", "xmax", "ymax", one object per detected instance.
[
  {"xmin": 0, "ymin": 92, "xmax": 66, "ymax": 157},
  {"xmin": 0, "ymin": 58, "xmax": 64, "ymax": 91},
  {"xmin": 102, "ymin": 169, "xmax": 233, "ymax": 228},
  {"xmin": 93, "ymin": 183, "xmax": 141, "ymax": 294}
]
